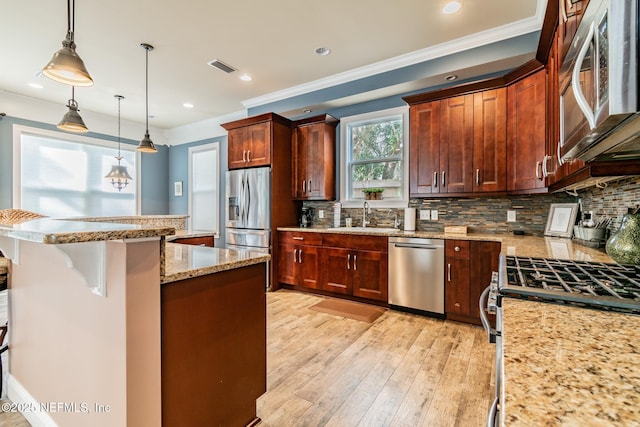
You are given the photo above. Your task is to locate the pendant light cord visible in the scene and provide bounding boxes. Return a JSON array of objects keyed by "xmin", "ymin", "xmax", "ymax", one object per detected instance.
[
  {"xmin": 145, "ymin": 46, "xmax": 149, "ymax": 133},
  {"xmin": 117, "ymin": 96, "xmax": 122, "ymax": 161}
]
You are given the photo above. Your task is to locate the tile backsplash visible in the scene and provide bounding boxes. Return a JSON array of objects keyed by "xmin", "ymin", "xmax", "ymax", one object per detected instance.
[
  {"xmin": 303, "ymin": 193, "xmax": 576, "ymax": 235},
  {"xmin": 301, "ymin": 177, "xmax": 640, "ymax": 237}
]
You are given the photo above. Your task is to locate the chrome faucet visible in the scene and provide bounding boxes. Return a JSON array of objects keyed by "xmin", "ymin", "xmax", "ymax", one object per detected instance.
[{"xmin": 362, "ymin": 201, "xmax": 370, "ymax": 227}]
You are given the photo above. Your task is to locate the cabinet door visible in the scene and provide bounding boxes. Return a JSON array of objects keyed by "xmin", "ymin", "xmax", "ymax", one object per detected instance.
[
  {"xmin": 321, "ymin": 247, "xmax": 352, "ymax": 295},
  {"xmin": 278, "ymin": 243, "xmax": 297, "ymax": 285},
  {"xmin": 440, "ymin": 95, "xmax": 474, "ymax": 193},
  {"xmin": 445, "ymin": 240, "xmax": 471, "ymax": 319},
  {"xmin": 292, "ymin": 126, "xmax": 308, "ymax": 198},
  {"xmin": 409, "ymin": 101, "xmax": 441, "ymax": 195},
  {"xmin": 468, "ymin": 241, "xmax": 501, "ymax": 323},
  {"xmin": 228, "ymin": 128, "xmax": 248, "ymax": 170},
  {"xmin": 352, "ymin": 250, "xmax": 388, "ymax": 302},
  {"xmin": 298, "ymin": 245, "xmax": 321, "ymax": 289},
  {"xmin": 558, "ymin": 0, "xmax": 589, "ymax": 63},
  {"xmin": 507, "ymin": 70, "xmax": 547, "ymax": 192},
  {"xmin": 246, "ymin": 122, "xmax": 271, "ymax": 167},
  {"xmin": 473, "ymin": 89, "xmax": 507, "ymax": 192}
]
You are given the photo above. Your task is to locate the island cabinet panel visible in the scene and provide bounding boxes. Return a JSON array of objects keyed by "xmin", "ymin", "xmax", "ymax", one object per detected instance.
[
  {"xmin": 161, "ymin": 262, "xmax": 267, "ymax": 426},
  {"xmin": 440, "ymin": 94, "xmax": 475, "ymax": 194},
  {"xmin": 473, "ymin": 88, "xmax": 507, "ymax": 192},
  {"xmin": 507, "ymin": 70, "xmax": 548, "ymax": 192},
  {"xmin": 445, "ymin": 240, "xmax": 500, "ymax": 325},
  {"xmin": 292, "ymin": 114, "xmax": 337, "ymax": 201},
  {"xmin": 409, "ymin": 101, "xmax": 441, "ymax": 196},
  {"xmin": 170, "ymin": 236, "xmax": 214, "ymax": 247}
]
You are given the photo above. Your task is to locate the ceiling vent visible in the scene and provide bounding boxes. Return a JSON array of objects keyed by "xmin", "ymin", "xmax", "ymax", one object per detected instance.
[{"xmin": 207, "ymin": 59, "xmax": 237, "ymax": 74}]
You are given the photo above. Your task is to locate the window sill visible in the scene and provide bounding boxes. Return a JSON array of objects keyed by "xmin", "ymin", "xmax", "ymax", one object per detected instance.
[{"xmin": 339, "ymin": 199, "xmax": 408, "ymax": 209}]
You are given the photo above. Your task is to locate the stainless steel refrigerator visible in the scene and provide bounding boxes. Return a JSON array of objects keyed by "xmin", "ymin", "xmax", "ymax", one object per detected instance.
[{"xmin": 225, "ymin": 167, "xmax": 271, "ymax": 253}]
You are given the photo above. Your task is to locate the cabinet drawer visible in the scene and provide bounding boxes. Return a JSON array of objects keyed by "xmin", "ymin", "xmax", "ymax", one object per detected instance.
[
  {"xmin": 446, "ymin": 240, "xmax": 470, "ymax": 259},
  {"xmin": 279, "ymin": 231, "xmax": 323, "ymax": 246},
  {"xmin": 322, "ymin": 234, "xmax": 388, "ymax": 252}
]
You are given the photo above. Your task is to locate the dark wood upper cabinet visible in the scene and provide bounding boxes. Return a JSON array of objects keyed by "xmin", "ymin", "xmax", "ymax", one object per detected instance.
[
  {"xmin": 507, "ymin": 70, "xmax": 548, "ymax": 193},
  {"xmin": 558, "ymin": 0, "xmax": 590, "ymax": 63},
  {"xmin": 473, "ymin": 89, "xmax": 507, "ymax": 192},
  {"xmin": 440, "ymin": 94, "xmax": 475, "ymax": 194},
  {"xmin": 409, "ymin": 101, "xmax": 441, "ymax": 196},
  {"xmin": 291, "ymin": 114, "xmax": 338, "ymax": 201}
]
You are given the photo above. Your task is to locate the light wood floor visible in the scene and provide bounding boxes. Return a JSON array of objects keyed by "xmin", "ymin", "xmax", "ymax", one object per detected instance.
[
  {"xmin": 257, "ymin": 290, "xmax": 495, "ymax": 427},
  {"xmin": 0, "ymin": 290, "xmax": 495, "ymax": 427}
]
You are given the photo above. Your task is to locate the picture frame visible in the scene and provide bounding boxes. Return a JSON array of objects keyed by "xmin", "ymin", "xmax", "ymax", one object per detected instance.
[
  {"xmin": 544, "ymin": 203, "xmax": 579, "ymax": 238},
  {"xmin": 174, "ymin": 181, "xmax": 183, "ymax": 197}
]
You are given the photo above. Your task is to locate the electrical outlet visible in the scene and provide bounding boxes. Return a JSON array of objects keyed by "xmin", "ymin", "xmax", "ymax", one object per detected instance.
[
  {"xmin": 420, "ymin": 209, "xmax": 430, "ymax": 220},
  {"xmin": 431, "ymin": 210, "xmax": 439, "ymax": 220},
  {"xmin": 507, "ymin": 210, "xmax": 517, "ymax": 222},
  {"xmin": 318, "ymin": 210, "xmax": 325, "ymax": 219}
]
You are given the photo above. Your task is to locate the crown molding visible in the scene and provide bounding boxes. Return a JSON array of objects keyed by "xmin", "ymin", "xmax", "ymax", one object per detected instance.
[{"xmin": 242, "ymin": 1, "xmax": 545, "ymax": 109}]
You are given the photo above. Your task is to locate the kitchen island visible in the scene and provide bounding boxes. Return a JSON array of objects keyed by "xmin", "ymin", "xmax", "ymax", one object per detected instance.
[{"xmin": 0, "ymin": 218, "xmax": 269, "ymax": 427}]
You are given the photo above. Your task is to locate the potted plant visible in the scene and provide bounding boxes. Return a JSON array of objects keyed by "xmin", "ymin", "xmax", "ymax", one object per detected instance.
[{"xmin": 363, "ymin": 188, "xmax": 384, "ymax": 200}]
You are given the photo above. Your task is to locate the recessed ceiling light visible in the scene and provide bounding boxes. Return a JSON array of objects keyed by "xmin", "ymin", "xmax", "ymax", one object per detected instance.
[
  {"xmin": 239, "ymin": 74, "xmax": 252, "ymax": 81},
  {"xmin": 183, "ymin": 103, "xmax": 194, "ymax": 109},
  {"xmin": 315, "ymin": 47, "xmax": 331, "ymax": 56},
  {"xmin": 303, "ymin": 109, "xmax": 312, "ymax": 114},
  {"xmin": 28, "ymin": 83, "xmax": 44, "ymax": 89},
  {"xmin": 445, "ymin": 74, "xmax": 458, "ymax": 81},
  {"xmin": 443, "ymin": 1, "xmax": 462, "ymax": 14}
]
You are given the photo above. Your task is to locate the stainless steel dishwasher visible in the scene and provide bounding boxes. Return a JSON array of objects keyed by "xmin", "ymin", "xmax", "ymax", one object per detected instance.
[{"xmin": 388, "ymin": 237, "xmax": 445, "ymax": 317}]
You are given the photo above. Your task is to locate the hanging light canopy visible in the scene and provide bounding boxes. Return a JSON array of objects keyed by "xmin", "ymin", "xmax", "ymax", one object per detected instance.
[
  {"xmin": 137, "ymin": 43, "xmax": 157, "ymax": 153},
  {"xmin": 105, "ymin": 95, "xmax": 133, "ymax": 191},
  {"xmin": 42, "ymin": 0, "xmax": 94, "ymax": 87},
  {"xmin": 57, "ymin": 86, "xmax": 88, "ymax": 133}
]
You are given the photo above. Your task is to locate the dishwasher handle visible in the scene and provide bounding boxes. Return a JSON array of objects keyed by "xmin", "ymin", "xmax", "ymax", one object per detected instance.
[{"xmin": 392, "ymin": 243, "xmax": 440, "ymax": 250}]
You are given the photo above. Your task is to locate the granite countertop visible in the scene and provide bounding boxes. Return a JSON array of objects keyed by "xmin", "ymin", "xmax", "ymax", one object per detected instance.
[
  {"xmin": 162, "ymin": 243, "xmax": 270, "ymax": 284},
  {"xmin": 277, "ymin": 227, "xmax": 613, "ymax": 263},
  {"xmin": 0, "ymin": 218, "xmax": 175, "ymax": 244},
  {"xmin": 501, "ymin": 298, "xmax": 640, "ymax": 426}
]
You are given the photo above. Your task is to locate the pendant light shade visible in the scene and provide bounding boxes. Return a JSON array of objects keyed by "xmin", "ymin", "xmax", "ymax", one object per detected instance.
[
  {"xmin": 105, "ymin": 95, "xmax": 133, "ymax": 191},
  {"xmin": 57, "ymin": 87, "xmax": 88, "ymax": 133},
  {"xmin": 42, "ymin": 0, "xmax": 93, "ymax": 87},
  {"xmin": 137, "ymin": 43, "xmax": 157, "ymax": 153}
]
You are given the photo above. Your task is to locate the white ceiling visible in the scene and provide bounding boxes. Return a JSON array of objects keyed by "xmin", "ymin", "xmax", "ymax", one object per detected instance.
[{"xmin": 0, "ymin": 0, "xmax": 543, "ymax": 130}]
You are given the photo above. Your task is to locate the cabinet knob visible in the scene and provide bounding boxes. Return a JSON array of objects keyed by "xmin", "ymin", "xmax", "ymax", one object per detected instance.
[
  {"xmin": 454, "ymin": 303, "xmax": 461, "ymax": 308},
  {"xmin": 454, "ymin": 246, "xmax": 460, "ymax": 252}
]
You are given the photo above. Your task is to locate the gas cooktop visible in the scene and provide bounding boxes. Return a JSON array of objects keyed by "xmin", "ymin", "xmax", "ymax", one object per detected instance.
[{"xmin": 498, "ymin": 255, "xmax": 640, "ymax": 314}]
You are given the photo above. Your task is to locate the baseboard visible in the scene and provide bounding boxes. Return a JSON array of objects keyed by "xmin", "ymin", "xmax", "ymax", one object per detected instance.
[{"xmin": 7, "ymin": 375, "xmax": 58, "ymax": 427}]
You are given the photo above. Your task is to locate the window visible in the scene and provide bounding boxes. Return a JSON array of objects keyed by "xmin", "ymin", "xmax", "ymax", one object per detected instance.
[
  {"xmin": 188, "ymin": 142, "xmax": 219, "ymax": 235},
  {"xmin": 13, "ymin": 125, "xmax": 138, "ymax": 217},
  {"xmin": 340, "ymin": 107, "xmax": 409, "ymax": 207}
]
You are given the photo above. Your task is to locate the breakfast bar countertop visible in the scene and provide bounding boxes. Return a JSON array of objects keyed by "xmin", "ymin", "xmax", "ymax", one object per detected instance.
[
  {"xmin": 277, "ymin": 227, "xmax": 614, "ymax": 263},
  {"xmin": 501, "ymin": 298, "xmax": 640, "ymax": 426},
  {"xmin": 162, "ymin": 243, "xmax": 270, "ymax": 284},
  {"xmin": 0, "ymin": 218, "xmax": 175, "ymax": 244}
]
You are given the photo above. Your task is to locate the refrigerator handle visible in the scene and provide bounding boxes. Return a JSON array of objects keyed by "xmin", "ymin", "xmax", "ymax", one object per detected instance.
[
  {"xmin": 246, "ymin": 172, "xmax": 251, "ymax": 222},
  {"xmin": 240, "ymin": 172, "xmax": 247, "ymax": 225}
]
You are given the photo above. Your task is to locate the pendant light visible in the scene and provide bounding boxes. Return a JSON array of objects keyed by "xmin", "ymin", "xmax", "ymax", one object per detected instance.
[
  {"xmin": 105, "ymin": 95, "xmax": 133, "ymax": 191},
  {"xmin": 137, "ymin": 43, "xmax": 157, "ymax": 153},
  {"xmin": 42, "ymin": 0, "xmax": 93, "ymax": 87},
  {"xmin": 57, "ymin": 86, "xmax": 88, "ymax": 133}
]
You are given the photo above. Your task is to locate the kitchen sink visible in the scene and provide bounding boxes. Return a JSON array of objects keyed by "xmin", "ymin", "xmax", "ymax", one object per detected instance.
[{"xmin": 326, "ymin": 227, "xmax": 399, "ymax": 233}]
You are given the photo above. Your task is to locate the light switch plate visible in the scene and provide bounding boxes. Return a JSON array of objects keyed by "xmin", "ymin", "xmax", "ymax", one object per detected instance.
[
  {"xmin": 420, "ymin": 209, "xmax": 430, "ymax": 220},
  {"xmin": 507, "ymin": 210, "xmax": 517, "ymax": 222},
  {"xmin": 318, "ymin": 210, "xmax": 325, "ymax": 219},
  {"xmin": 431, "ymin": 210, "xmax": 439, "ymax": 220}
]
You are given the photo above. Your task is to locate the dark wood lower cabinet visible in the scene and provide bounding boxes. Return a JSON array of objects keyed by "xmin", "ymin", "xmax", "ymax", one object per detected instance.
[
  {"xmin": 351, "ymin": 249, "xmax": 388, "ymax": 302},
  {"xmin": 322, "ymin": 247, "xmax": 353, "ymax": 295},
  {"xmin": 161, "ymin": 263, "xmax": 267, "ymax": 426},
  {"xmin": 170, "ymin": 236, "xmax": 215, "ymax": 247},
  {"xmin": 278, "ymin": 242, "xmax": 322, "ymax": 289},
  {"xmin": 445, "ymin": 240, "xmax": 500, "ymax": 325}
]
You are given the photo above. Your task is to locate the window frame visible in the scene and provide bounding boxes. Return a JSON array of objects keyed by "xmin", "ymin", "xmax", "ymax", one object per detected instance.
[
  {"xmin": 339, "ymin": 106, "xmax": 409, "ymax": 208},
  {"xmin": 12, "ymin": 124, "xmax": 141, "ymax": 215},
  {"xmin": 188, "ymin": 142, "xmax": 220, "ymax": 237}
]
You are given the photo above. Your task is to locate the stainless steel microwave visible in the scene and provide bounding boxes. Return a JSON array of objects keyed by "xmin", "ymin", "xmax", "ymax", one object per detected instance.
[{"xmin": 559, "ymin": 0, "xmax": 640, "ymax": 162}]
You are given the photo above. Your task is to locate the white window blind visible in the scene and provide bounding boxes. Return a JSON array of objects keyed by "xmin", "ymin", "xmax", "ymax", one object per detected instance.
[
  {"xmin": 189, "ymin": 143, "xmax": 219, "ymax": 235},
  {"xmin": 16, "ymin": 129, "xmax": 137, "ymax": 217}
]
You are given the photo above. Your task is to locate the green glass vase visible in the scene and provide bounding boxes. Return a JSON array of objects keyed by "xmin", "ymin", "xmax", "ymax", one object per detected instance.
[{"xmin": 605, "ymin": 214, "xmax": 640, "ymax": 265}]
